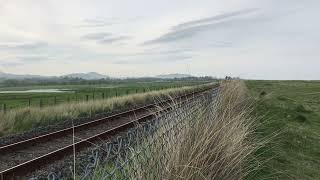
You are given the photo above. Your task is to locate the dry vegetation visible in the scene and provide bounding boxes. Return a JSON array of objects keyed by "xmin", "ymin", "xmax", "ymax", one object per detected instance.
[
  {"xmin": 93, "ymin": 80, "xmax": 259, "ymax": 180},
  {"xmin": 163, "ymin": 80, "xmax": 256, "ymax": 179}
]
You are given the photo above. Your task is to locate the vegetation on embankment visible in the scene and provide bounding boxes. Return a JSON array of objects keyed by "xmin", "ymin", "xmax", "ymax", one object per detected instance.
[
  {"xmin": 247, "ymin": 80, "xmax": 320, "ymax": 179},
  {"xmin": 0, "ymin": 84, "xmax": 213, "ymax": 137},
  {"xmin": 162, "ymin": 80, "xmax": 257, "ymax": 179},
  {"xmin": 93, "ymin": 80, "xmax": 258, "ymax": 179}
]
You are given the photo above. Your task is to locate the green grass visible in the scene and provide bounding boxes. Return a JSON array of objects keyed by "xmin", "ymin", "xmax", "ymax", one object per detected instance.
[
  {"xmin": 0, "ymin": 83, "xmax": 213, "ymax": 137},
  {"xmin": 0, "ymin": 81, "xmax": 207, "ymax": 110},
  {"xmin": 246, "ymin": 80, "xmax": 320, "ymax": 180}
]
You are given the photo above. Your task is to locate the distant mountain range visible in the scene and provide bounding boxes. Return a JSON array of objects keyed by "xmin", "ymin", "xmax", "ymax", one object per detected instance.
[
  {"xmin": 155, "ymin": 73, "xmax": 193, "ymax": 79},
  {"xmin": 0, "ymin": 71, "xmax": 193, "ymax": 80},
  {"xmin": 0, "ymin": 71, "xmax": 50, "ymax": 80},
  {"xmin": 62, "ymin": 72, "xmax": 110, "ymax": 80}
]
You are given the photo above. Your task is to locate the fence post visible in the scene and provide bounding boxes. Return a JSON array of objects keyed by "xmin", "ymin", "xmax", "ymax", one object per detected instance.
[
  {"xmin": 135, "ymin": 89, "xmax": 138, "ymax": 93},
  {"xmin": 143, "ymin": 89, "xmax": 146, "ymax": 93},
  {"xmin": 102, "ymin": 92, "xmax": 105, "ymax": 99},
  {"xmin": 3, "ymin": 104, "xmax": 6, "ymax": 113},
  {"xmin": 116, "ymin": 91, "xmax": 118, "ymax": 97},
  {"xmin": 54, "ymin": 96, "xmax": 57, "ymax": 105},
  {"xmin": 28, "ymin": 98, "xmax": 31, "ymax": 107},
  {"xmin": 86, "ymin": 95, "xmax": 89, "ymax": 101},
  {"xmin": 126, "ymin": 90, "xmax": 129, "ymax": 95}
]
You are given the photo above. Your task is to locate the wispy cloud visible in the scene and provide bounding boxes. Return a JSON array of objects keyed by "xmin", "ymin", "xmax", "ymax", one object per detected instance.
[
  {"xmin": 18, "ymin": 55, "xmax": 55, "ymax": 62},
  {"xmin": 76, "ymin": 18, "xmax": 119, "ymax": 28},
  {"xmin": 99, "ymin": 36, "xmax": 130, "ymax": 44},
  {"xmin": 0, "ymin": 61, "xmax": 23, "ymax": 68},
  {"xmin": 0, "ymin": 41, "xmax": 48, "ymax": 50},
  {"xmin": 112, "ymin": 52, "xmax": 193, "ymax": 65},
  {"xmin": 82, "ymin": 32, "xmax": 130, "ymax": 44},
  {"xmin": 114, "ymin": 48, "xmax": 192, "ymax": 58},
  {"xmin": 143, "ymin": 8, "xmax": 258, "ymax": 45},
  {"xmin": 172, "ymin": 8, "xmax": 257, "ymax": 31},
  {"xmin": 81, "ymin": 32, "xmax": 112, "ymax": 40}
]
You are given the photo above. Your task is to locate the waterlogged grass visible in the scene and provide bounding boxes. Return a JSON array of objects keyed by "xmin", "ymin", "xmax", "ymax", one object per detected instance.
[
  {"xmin": 0, "ymin": 84, "xmax": 211, "ymax": 137},
  {"xmin": 0, "ymin": 81, "xmax": 206, "ymax": 110},
  {"xmin": 247, "ymin": 80, "xmax": 320, "ymax": 179}
]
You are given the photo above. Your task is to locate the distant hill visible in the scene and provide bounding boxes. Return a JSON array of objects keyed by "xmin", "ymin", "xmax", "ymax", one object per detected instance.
[
  {"xmin": 62, "ymin": 72, "xmax": 110, "ymax": 80},
  {"xmin": 0, "ymin": 71, "xmax": 109, "ymax": 80},
  {"xmin": 155, "ymin": 73, "xmax": 193, "ymax": 79},
  {"xmin": 0, "ymin": 71, "xmax": 193, "ymax": 80},
  {"xmin": 0, "ymin": 71, "xmax": 49, "ymax": 79}
]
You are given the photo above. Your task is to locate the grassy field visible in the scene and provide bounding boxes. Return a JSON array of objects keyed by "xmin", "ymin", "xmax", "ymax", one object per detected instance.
[
  {"xmin": 0, "ymin": 81, "xmax": 206, "ymax": 111},
  {"xmin": 247, "ymin": 80, "xmax": 320, "ymax": 179},
  {"xmin": 0, "ymin": 82, "xmax": 213, "ymax": 137}
]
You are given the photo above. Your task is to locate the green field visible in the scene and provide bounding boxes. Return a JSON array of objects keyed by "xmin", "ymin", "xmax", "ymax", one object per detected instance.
[
  {"xmin": 0, "ymin": 81, "xmax": 207, "ymax": 111},
  {"xmin": 247, "ymin": 81, "xmax": 320, "ymax": 179}
]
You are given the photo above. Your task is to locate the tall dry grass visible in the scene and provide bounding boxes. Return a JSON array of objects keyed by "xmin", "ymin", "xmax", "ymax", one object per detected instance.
[
  {"xmin": 88, "ymin": 80, "xmax": 261, "ymax": 180},
  {"xmin": 131, "ymin": 80, "xmax": 257, "ymax": 180},
  {"xmin": 164, "ymin": 80, "xmax": 256, "ymax": 180},
  {"xmin": 0, "ymin": 85, "xmax": 210, "ymax": 137}
]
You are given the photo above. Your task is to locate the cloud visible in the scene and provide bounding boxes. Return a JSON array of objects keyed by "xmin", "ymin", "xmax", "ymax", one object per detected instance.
[
  {"xmin": 18, "ymin": 55, "xmax": 55, "ymax": 62},
  {"xmin": 98, "ymin": 36, "xmax": 130, "ymax": 44},
  {"xmin": 112, "ymin": 52, "xmax": 193, "ymax": 65},
  {"xmin": 0, "ymin": 54, "xmax": 56, "ymax": 65},
  {"xmin": 81, "ymin": 32, "xmax": 130, "ymax": 44},
  {"xmin": 0, "ymin": 41, "xmax": 48, "ymax": 50},
  {"xmin": 0, "ymin": 61, "xmax": 23, "ymax": 68},
  {"xmin": 172, "ymin": 8, "xmax": 257, "ymax": 31},
  {"xmin": 143, "ymin": 8, "xmax": 258, "ymax": 45},
  {"xmin": 117, "ymin": 48, "xmax": 192, "ymax": 58},
  {"xmin": 81, "ymin": 32, "xmax": 112, "ymax": 40},
  {"xmin": 76, "ymin": 18, "xmax": 119, "ymax": 28}
]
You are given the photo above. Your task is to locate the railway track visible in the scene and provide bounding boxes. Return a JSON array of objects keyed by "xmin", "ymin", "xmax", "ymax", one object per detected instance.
[{"xmin": 0, "ymin": 84, "xmax": 219, "ymax": 179}]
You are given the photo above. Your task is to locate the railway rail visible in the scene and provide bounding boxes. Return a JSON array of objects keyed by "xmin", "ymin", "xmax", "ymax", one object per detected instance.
[{"xmin": 0, "ymin": 84, "xmax": 219, "ymax": 179}]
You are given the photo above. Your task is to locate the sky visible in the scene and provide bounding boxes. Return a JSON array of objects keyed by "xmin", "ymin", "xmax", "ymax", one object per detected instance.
[{"xmin": 0, "ymin": 0, "xmax": 319, "ymax": 79}]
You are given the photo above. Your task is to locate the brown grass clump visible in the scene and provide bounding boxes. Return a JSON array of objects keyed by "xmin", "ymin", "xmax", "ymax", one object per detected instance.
[{"xmin": 164, "ymin": 80, "xmax": 256, "ymax": 179}]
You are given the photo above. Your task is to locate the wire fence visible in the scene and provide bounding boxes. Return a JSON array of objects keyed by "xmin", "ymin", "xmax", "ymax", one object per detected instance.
[
  {"xmin": 0, "ymin": 86, "xmax": 170, "ymax": 112},
  {"xmin": 38, "ymin": 89, "xmax": 218, "ymax": 180}
]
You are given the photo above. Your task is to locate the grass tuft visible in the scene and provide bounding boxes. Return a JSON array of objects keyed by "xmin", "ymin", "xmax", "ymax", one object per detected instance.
[
  {"xmin": 163, "ymin": 80, "xmax": 258, "ymax": 180},
  {"xmin": 295, "ymin": 104, "xmax": 311, "ymax": 113}
]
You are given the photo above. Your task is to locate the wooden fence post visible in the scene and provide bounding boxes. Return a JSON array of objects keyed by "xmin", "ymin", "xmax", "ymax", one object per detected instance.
[
  {"xmin": 40, "ymin": 99, "xmax": 43, "ymax": 108},
  {"xmin": 3, "ymin": 104, "xmax": 6, "ymax": 113},
  {"xmin": 86, "ymin": 95, "xmax": 89, "ymax": 101}
]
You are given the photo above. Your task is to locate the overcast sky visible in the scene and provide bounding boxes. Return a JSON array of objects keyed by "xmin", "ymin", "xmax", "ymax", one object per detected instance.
[{"xmin": 0, "ymin": 0, "xmax": 319, "ymax": 79}]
